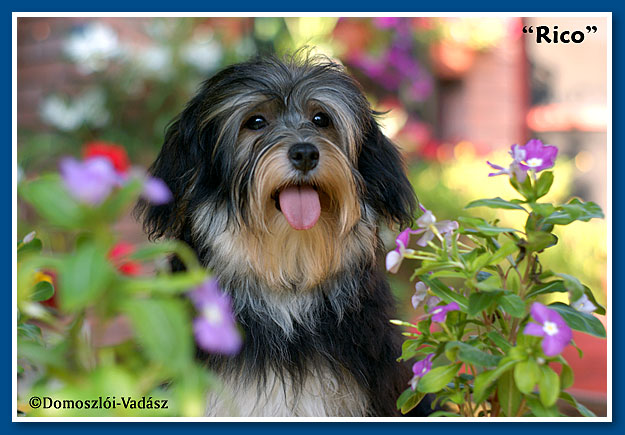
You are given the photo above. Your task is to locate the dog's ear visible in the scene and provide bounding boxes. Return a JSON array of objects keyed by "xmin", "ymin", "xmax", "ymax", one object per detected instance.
[
  {"xmin": 358, "ymin": 116, "xmax": 417, "ymax": 228},
  {"xmin": 134, "ymin": 95, "xmax": 224, "ymax": 240}
]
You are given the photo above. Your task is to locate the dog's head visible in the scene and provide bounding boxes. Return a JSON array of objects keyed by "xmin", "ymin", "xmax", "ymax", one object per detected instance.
[{"xmin": 137, "ymin": 53, "xmax": 416, "ymax": 290}]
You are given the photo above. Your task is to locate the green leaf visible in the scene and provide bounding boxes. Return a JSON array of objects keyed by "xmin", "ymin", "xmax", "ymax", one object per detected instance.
[
  {"xmin": 510, "ymin": 173, "xmax": 535, "ymax": 201},
  {"xmin": 458, "ymin": 217, "xmax": 519, "ymax": 237},
  {"xmin": 535, "ymin": 171, "xmax": 554, "ymax": 199},
  {"xmin": 420, "ymin": 276, "xmax": 468, "ymax": 311},
  {"xmin": 557, "ymin": 273, "xmax": 585, "ymax": 302},
  {"xmin": 498, "ymin": 370, "xmax": 523, "ymax": 416},
  {"xmin": 396, "ymin": 388, "xmax": 426, "ymax": 414},
  {"xmin": 544, "ymin": 198, "xmax": 604, "ymax": 225},
  {"xmin": 399, "ymin": 339, "xmax": 424, "ymax": 362},
  {"xmin": 17, "ymin": 323, "xmax": 43, "ymax": 343},
  {"xmin": 486, "ymin": 331, "xmax": 511, "ymax": 352},
  {"xmin": 58, "ymin": 241, "xmax": 115, "ymax": 312},
  {"xmin": 123, "ymin": 298, "xmax": 193, "ymax": 373},
  {"xmin": 465, "ymin": 197, "xmax": 527, "ymax": 211},
  {"xmin": 548, "ymin": 302, "xmax": 606, "ymax": 338},
  {"xmin": 472, "ymin": 357, "xmax": 519, "ymax": 404},
  {"xmin": 468, "ymin": 291, "xmax": 500, "ymax": 317},
  {"xmin": 19, "ymin": 175, "xmax": 86, "ymax": 229},
  {"xmin": 525, "ymin": 394, "xmax": 561, "ymax": 416},
  {"xmin": 559, "ymin": 391, "xmax": 596, "ymax": 417},
  {"xmin": 559, "ymin": 361, "xmax": 574, "ymax": 390},
  {"xmin": 429, "ymin": 411, "xmax": 462, "ymax": 417},
  {"xmin": 526, "ymin": 280, "xmax": 568, "ymax": 298},
  {"xmin": 445, "ymin": 341, "xmax": 501, "ymax": 367},
  {"xmin": 538, "ymin": 365, "xmax": 560, "ymax": 407},
  {"xmin": 488, "ymin": 240, "xmax": 519, "ymax": 265},
  {"xmin": 499, "ymin": 293, "xmax": 526, "ymax": 318},
  {"xmin": 18, "ymin": 238, "xmax": 43, "ymax": 257},
  {"xmin": 417, "ymin": 363, "xmax": 461, "ymax": 393},
  {"xmin": 531, "ymin": 203, "xmax": 557, "ymax": 218},
  {"xmin": 525, "ymin": 230, "xmax": 558, "ymax": 252},
  {"xmin": 30, "ymin": 281, "xmax": 54, "ymax": 302},
  {"xmin": 514, "ymin": 360, "xmax": 540, "ymax": 394}
]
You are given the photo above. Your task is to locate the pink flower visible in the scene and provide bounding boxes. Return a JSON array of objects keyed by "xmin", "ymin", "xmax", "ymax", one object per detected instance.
[
  {"xmin": 60, "ymin": 156, "xmax": 121, "ymax": 205},
  {"xmin": 188, "ymin": 279, "xmax": 242, "ymax": 356},
  {"xmin": 487, "ymin": 139, "xmax": 558, "ymax": 181},
  {"xmin": 518, "ymin": 139, "xmax": 558, "ymax": 172},
  {"xmin": 523, "ymin": 302, "xmax": 572, "ymax": 356},
  {"xmin": 410, "ymin": 353, "xmax": 435, "ymax": 390},
  {"xmin": 141, "ymin": 176, "xmax": 172, "ymax": 205},
  {"xmin": 429, "ymin": 302, "xmax": 460, "ymax": 323},
  {"xmin": 385, "ymin": 228, "xmax": 417, "ymax": 273}
]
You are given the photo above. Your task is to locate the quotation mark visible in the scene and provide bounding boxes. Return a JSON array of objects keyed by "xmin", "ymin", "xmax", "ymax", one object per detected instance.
[
  {"xmin": 586, "ymin": 25, "xmax": 598, "ymax": 33},
  {"xmin": 523, "ymin": 26, "xmax": 534, "ymax": 33}
]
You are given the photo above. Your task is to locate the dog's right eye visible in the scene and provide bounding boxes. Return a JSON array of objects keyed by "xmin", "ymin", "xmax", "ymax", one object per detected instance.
[{"xmin": 244, "ymin": 116, "xmax": 268, "ymax": 131}]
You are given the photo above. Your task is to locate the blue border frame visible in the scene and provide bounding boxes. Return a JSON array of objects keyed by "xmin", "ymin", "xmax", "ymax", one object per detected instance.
[{"xmin": 7, "ymin": 2, "xmax": 620, "ymax": 433}]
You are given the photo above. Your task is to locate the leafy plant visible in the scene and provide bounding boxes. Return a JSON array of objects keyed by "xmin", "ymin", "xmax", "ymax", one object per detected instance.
[{"xmin": 390, "ymin": 139, "xmax": 605, "ymax": 417}]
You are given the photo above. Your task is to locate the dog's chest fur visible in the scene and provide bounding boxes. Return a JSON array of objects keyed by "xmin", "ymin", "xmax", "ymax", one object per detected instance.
[{"xmin": 206, "ymin": 363, "xmax": 368, "ymax": 417}]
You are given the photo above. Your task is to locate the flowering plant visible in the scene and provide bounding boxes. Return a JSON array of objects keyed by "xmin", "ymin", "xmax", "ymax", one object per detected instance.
[
  {"xmin": 391, "ymin": 139, "xmax": 605, "ymax": 417},
  {"xmin": 17, "ymin": 144, "xmax": 241, "ymax": 416}
]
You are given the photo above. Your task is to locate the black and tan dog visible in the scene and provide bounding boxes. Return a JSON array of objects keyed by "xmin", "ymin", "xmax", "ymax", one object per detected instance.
[{"xmin": 137, "ymin": 52, "xmax": 431, "ymax": 417}]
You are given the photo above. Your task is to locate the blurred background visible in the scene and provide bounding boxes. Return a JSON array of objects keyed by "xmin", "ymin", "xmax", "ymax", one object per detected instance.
[{"xmin": 16, "ymin": 16, "xmax": 608, "ymax": 414}]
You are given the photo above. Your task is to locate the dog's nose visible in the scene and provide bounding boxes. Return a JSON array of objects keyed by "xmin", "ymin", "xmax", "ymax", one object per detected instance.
[{"xmin": 288, "ymin": 143, "xmax": 319, "ymax": 173}]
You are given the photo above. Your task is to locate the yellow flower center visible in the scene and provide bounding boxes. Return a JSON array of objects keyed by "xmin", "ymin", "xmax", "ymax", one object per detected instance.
[
  {"xmin": 542, "ymin": 320, "xmax": 559, "ymax": 336},
  {"xmin": 525, "ymin": 157, "xmax": 543, "ymax": 168}
]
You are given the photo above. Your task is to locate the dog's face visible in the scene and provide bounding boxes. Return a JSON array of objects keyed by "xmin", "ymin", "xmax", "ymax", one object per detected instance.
[{"xmin": 138, "ymin": 54, "xmax": 416, "ymax": 291}]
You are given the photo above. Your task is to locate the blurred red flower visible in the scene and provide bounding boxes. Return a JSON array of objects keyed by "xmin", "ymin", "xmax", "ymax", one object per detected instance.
[
  {"xmin": 108, "ymin": 242, "xmax": 142, "ymax": 276},
  {"xmin": 83, "ymin": 141, "xmax": 130, "ymax": 174}
]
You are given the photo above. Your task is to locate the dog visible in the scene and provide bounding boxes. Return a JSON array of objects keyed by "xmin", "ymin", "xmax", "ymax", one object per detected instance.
[{"xmin": 136, "ymin": 52, "xmax": 431, "ymax": 417}]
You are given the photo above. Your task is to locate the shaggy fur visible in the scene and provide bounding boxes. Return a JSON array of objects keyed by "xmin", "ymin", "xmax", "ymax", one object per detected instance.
[{"xmin": 136, "ymin": 52, "xmax": 431, "ymax": 417}]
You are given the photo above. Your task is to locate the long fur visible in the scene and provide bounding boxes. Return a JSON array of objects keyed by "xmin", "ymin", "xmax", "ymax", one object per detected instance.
[{"xmin": 135, "ymin": 53, "xmax": 429, "ymax": 417}]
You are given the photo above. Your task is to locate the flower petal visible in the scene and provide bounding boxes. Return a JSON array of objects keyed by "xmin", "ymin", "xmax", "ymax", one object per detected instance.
[
  {"xmin": 523, "ymin": 322, "xmax": 545, "ymax": 337},
  {"xmin": 385, "ymin": 250, "xmax": 403, "ymax": 274}
]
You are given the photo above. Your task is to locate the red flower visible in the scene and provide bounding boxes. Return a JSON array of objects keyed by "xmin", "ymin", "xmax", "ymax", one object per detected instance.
[
  {"xmin": 83, "ymin": 141, "xmax": 130, "ymax": 174},
  {"xmin": 108, "ymin": 242, "xmax": 142, "ymax": 276}
]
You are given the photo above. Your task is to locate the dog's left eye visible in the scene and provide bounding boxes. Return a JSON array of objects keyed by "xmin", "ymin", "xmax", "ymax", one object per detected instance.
[
  {"xmin": 244, "ymin": 115, "xmax": 268, "ymax": 131},
  {"xmin": 312, "ymin": 112, "xmax": 330, "ymax": 128}
]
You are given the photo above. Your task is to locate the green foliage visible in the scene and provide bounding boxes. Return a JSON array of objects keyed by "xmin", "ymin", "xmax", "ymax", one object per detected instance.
[
  {"xmin": 394, "ymin": 161, "xmax": 605, "ymax": 417},
  {"xmin": 17, "ymin": 167, "xmax": 212, "ymax": 417}
]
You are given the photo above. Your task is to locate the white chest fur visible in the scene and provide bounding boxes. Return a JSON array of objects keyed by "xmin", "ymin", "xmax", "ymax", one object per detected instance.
[{"xmin": 205, "ymin": 364, "xmax": 368, "ymax": 417}]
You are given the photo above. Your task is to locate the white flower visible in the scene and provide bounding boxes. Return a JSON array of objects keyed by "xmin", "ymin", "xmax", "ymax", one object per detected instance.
[
  {"xmin": 182, "ymin": 36, "xmax": 223, "ymax": 73},
  {"xmin": 571, "ymin": 293, "xmax": 597, "ymax": 314},
  {"xmin": 40, "ymin": 89, "xmax": 109, "ymax": 131},
  {"xmin": 412, "ymin": 282, "xmax": 429, "ymax": 309},
  {"xmin": 414, "ymin": 207, "xmax": 459, "ymax": 247},
  {"xmin": 137, "ymin": 46, "xmax": 173, "ymax": 80},
  {"xmin": 64, "ymin": 22, "xmax": 121, "ymax": 74}
]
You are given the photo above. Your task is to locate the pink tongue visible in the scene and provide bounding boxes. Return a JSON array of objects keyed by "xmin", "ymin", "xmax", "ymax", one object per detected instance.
[{"xmin": 278, "ymin": 185, "xmax": 321, "ymax": 230}]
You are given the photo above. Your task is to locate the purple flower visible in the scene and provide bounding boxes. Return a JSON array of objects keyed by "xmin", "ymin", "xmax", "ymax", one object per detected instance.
[
  {"xmin": 410, "ymin": 353, "xmax": 435, "ymax": 390},
  {"xmin": 60, "ymin": 156, "xmax": 121, "ymax": 205},
  {"xmin": 142, "ymin": 176, "xmax": 172, "ymax": 205},
  {"xmin": 429, "ymin": 302, "xmax": 460, "ymax": 323},
  {"xmin": 487, "ymin": 139, "xmax": 558, "ymax": 181},
  {"xmin": 188, "ymin": 278, "xmax": 242, "ymax": 356},
  {"xmin": 385, "ymin": 228, "xmax": 417, "ymax": 273},
  {"xmin": 523, "ymin": 302, "xmax": 572, "ymax": 357},
  {"xmin": 412, "ymin": 205, "xmax": 459, "ymax": 247},
  {"xmin": 518, "ymin": 139, "xmax": 558, "ymax": 172},
  {"xmin": 412, "ymin": 281, "xmax": 429, "ymax": 309}
]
